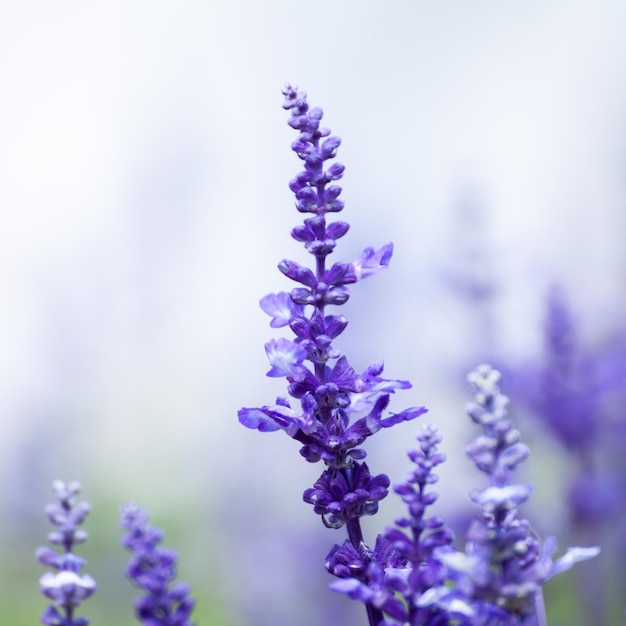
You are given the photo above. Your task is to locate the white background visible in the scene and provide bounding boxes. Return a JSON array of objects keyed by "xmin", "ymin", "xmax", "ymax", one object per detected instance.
[{"xmin": 1, "ymin": 1, "xmax": 625, "ymax": 623}]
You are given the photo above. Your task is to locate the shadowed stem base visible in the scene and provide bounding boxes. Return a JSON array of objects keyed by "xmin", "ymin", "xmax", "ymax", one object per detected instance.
[{"xmin": 346, "ymin": 517, "xmax": 384, "ymax": 626}]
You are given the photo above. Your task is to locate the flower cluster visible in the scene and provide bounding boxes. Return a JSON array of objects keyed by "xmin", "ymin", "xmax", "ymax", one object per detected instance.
[
  {"xmin": 328, "ymin": 424, "xmax": 459, "ymax": 625},
  {"xmin": 238, "ymin": 84, "xmax": 427, "ymax": 624},
  {"xmin": 324, "ymin": 366, "xmax": 599, "ymax": 625},
  {"xmin": 36, "ymin": 480, "xmax": 96, "ymax": 626},
  {"xmin": 120, "ymin": 502, "xmax": 196, "ymax": 626},
  {"xmin": 238, "ymin": 88, "xmax": 600, "ymax": 625}
]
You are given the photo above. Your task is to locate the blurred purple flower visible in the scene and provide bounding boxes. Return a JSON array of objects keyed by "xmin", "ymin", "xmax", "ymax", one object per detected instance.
[
  {"xmin": 353, "ymin": 244, "xmax": 394, "ymax": 280},
  {"xmin": 513, "ymin": 286, "xmax": 626, "ymax": 452},
  {"xmin": 504, "ymin": 286, "xmax": 626, "ymax": 536},
  {"xmin": 120, "ymin": 502, "xmax": 196, "ymax": 626},
  {"xmin": 454, "ymin": 365, "xmax": 599, "ymax": 622},
  {"xmin": 36, "ymin": 481, "xmax": 96, "ymax": 626}
]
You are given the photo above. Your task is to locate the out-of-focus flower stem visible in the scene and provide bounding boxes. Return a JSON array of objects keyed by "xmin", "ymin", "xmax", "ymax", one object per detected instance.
[
  {"xmin": 534, "ymin": 588, "xmax": 548, "ymax": 626},
  {"xmin": 365, "ymin": 603, "xmax": 384, "ymax": 626},
  {"xmin": 346, "ymin": 513, "xmax": 383, "ymax": 624}
]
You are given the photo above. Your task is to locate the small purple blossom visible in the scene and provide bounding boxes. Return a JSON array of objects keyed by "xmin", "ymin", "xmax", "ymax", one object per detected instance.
[
  {"xmin": 353, "ymin": 244, "xmax": 394, "ymax": 280},
  {"xmin": 36, "ymin": 480, "xmax": 96, "ymax": 626},
  {"xmin": 304, "ymin": 463, "xmax": 390, "ymax": 529},
  {"xmin": 264, "ymin": 337, "xmax": 308, "ymax": 380},
  {"xmin": 120, "ymin": 502, "xmax": 196, "ymax": 626},
  {"xmin": 260, "ymin": 292, "xmax": 304, "ymax": 328}
]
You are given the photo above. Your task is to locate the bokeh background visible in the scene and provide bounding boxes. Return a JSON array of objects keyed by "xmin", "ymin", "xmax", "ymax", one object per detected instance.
[{"xmin": 2, "ymin": 1, "xmax": 626, "ymax": 624}]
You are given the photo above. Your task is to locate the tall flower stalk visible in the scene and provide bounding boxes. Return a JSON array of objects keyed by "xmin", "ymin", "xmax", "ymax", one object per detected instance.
[
  {"xmin": 238, "ymin": 85, "xmax": 426, "ymax": 625},
  {"xmin": 120, "ymin": 502, "xmax": 196, "ymax": 626},
  {"xmin": 36, "ymin": 480, "xmax": 96, "ymax": 626},
  {"xmin": 437, "ymin": 365, "xmax": 600, "ymax": 625},
  {"xmin": 328, "ymin": 424, "xmax": 460, "ymax": 625}
]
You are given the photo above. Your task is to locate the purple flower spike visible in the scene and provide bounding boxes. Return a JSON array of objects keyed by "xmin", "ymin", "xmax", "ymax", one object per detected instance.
[
  {"xmin": 239, "ymin": 86, "xmax": 423, "ymax": 480},
  {"xmin": 465, "ymin": 364, "xmax": 528, "ymax": 487},
  {"xmin": 328, "ymin": 425, "xmax": 458, "ymax": 625},
  {"xmin": 238, "ymin": 86, "xmax": 425, "ymax": 626},
  {"xmin": 36, "ymin": 481, "xmax": 96, "ymax": 626},
  {"xmin": 454, "ymin": 364, "xmax": 600, "ymax": 621},
  {"xmin": 120, "ymin": 502, "xmax": 196, "ymax": 626}
]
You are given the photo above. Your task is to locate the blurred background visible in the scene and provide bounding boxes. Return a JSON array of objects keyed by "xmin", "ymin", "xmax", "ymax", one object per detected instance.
[{"xmin": 1, "ymin": 1, "xmax": 626, "ymax": 624}]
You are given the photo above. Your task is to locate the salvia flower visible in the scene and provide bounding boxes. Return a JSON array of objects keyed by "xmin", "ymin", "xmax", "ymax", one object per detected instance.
[
  {"xmin": 325, "ymin": 367, "xmax": 600, "ymax": 625},
  {"xmin": 329, "ymin": 424, "xmax": 461, "ymax": 625},
  {"xmin": 382, "ymin": 425, "xmax": 458, "ymax": 623},
  {"xmin": 36, "ymin": 480, "xmax": 96, "ymax": 626},
  {"xmin": 238, "ymin": 85, "xmax": 425, "ymax": 517},
  {"xmin": 120, "ymin": 502, "xmax": 196, "ymax": 626},
  {"xmin": 238, "ymin": 84, "xmax": 426, "ymax": 625},
  {"xmin": 328, "ymin": 425, "xmax": 466, "ymax": 626},
  {"xmin": 444, "ymin": 364, "xmax": 600, "ymax": 623}
]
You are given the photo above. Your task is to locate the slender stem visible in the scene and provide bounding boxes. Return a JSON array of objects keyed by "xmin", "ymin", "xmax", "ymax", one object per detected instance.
[
  {"xmin": 365, "ymin": 602, "xmax": 384, "ymax": 626},
  {"xmin": 346, "ymin": 517, "xmax": 364, "ymax": 548},
  {"xmin": 310, "ymin": 204, "xmax": 380, "ymax": 624},
  {"xmin": 345, "ymin": 517, "xmax": 384, "ymax": 625},
  {"xmin": 533, "ymin": 587, "xmax": 548, "ymax": 626}
]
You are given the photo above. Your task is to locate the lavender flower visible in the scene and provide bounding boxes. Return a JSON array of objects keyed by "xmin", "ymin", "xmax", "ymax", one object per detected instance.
[
  {"xmin": 238, "ymin": 85, "xmax": 426, "ymax": 625},
  {"xmin": 328, "ymin": 425, "xmax": 461, "ymax": 625},
  {"xmin": 36, "ymin": 480, "xmax": 96, "ymax": 626},
  {"xmin": 120, "ymin": 502, "xmax": 196, "ymax": 626},
  {"xmin": 439, "ymin": 365, "xmax": 600, "ymax": 623},
  {"xmin": 517, "ymin": 286, "xmax": 626, "ymax": 524},
  {"xmin": 317, "ymin": 366, "xmax": 599, "ymax": 624},
  {"xmin": 531, "ymin": 286, "xmax": 606, "ymax": 451}
]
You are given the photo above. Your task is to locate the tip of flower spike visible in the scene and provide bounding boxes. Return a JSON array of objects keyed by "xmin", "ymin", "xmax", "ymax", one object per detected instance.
[
  {"xmin": 467, "ymin": 364, "xmax": 501, "ymax": 392},
  {"xmin": 282, "ymin": 84, "xmax": 305, "ymax": 110},
  {"xmin": 51, "ymin": 480, "xmax": 82, "ymax": 504},
  {"xmin": 120, "ymin": 501, "xmax": 149, "ymax": 528}
]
